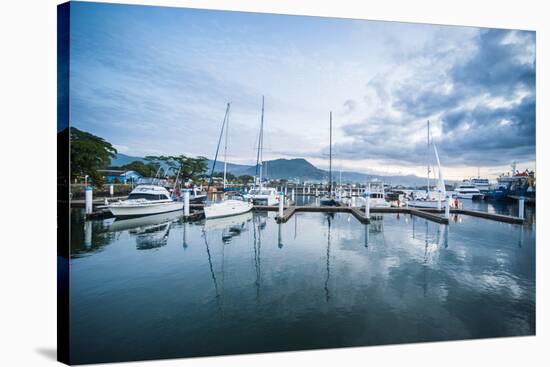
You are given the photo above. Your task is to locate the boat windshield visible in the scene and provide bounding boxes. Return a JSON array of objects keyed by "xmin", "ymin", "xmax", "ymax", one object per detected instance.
[
  {"xmin": 249, "ymin": 189, "xmax": 275, "ymax": 196},
  {"xmin": 128, "ymin": 193, "xmax": 170, "ymax": 201}
]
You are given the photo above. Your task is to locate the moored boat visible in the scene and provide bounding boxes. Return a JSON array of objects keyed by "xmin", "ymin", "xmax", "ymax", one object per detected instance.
[
  {"xmin": 406, "ymin": 121, "xmax": 448, "ymax": 209},
  {"xmin": 246, "ymin": 187, "xmax": 280, "ymax": 205},
  {"xmin": 107, "ymin": 185, "xmax": 183, "ymax": 218},
  {"xmin": 453, "ymin": 182, "xmax": 484, "ymax": 200},
  {"xmin": 204, "ymin": 103, "xmax": 254, "ymax": 219},
  {"xmin": 204, "ymin": 193, "xmax": 253, "ymax": 219}
]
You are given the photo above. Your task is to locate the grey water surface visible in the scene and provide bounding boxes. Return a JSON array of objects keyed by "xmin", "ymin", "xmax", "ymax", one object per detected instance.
[{"xmin": 69, "ymin": 199, "xmax": 535, "ymax": 364}]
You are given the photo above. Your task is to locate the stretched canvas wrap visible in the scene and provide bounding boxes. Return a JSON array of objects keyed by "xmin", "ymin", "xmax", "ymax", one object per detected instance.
[{"xmin": 57, "ymin": 1, "xmax": 536, "ymax": 365}]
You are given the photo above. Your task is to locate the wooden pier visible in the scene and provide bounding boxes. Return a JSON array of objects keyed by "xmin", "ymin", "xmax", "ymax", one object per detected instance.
[{"xmin": 80, "ymin": 202, "xmax": 524, "ymax": 225}]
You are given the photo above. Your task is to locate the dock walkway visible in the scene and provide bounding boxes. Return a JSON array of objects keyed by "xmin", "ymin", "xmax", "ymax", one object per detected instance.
[{"xmin": 81, "ymin": 203, "xmax": 524, "ymax": 225}]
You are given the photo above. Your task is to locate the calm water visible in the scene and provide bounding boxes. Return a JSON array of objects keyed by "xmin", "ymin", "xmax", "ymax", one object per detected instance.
[{"xmin": 69, "ymin": 199, "xmax": 535, "ymax": 364}]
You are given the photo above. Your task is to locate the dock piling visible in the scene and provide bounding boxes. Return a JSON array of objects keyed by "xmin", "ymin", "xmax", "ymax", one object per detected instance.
[
  {"xmin": 278, "ymin": 192, "xmax": 284, "ymax": 218},
  {"xmin": 365, "ymin": 188, "xmax": 370, "ymax": 219},
  {"xmin": 109, "ymin": 184, "xmax": 114, "ymax": 197},
  {"xmin": 518, "ymin": 197, "xmax": 525, "ymax": 220},
  {"xmin": 437, "ymin": 191, "xmax": 442, "ymax": 211},
  {"xmin": 445, "ymin": 195, "xmax": 450, "ymax": 219},
  {"xmin": 183, "ymin": 189, "xmax": 190, "ymax": 217},
  {"xmin": 85, "ymin": 186, "xmax": 93, "ymax": 215}
]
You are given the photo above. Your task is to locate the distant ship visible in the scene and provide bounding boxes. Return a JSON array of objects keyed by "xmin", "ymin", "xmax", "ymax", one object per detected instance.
[{"xmin": 496, "ymin": 162, "xmax": 535, "ymax": 198}]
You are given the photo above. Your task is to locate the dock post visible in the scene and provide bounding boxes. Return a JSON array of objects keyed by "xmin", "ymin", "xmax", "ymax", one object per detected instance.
[
  {"xmin": 278, "ymin": 223, "xmax": 283, "ymax": 248},
  {"xmin": 183, "ymin": 189, "xmax": 190, "ymax": 217},
  {"xmin": 84, "ymin": 220, "xmax": 92, "ymax": 248},
  {"xmin": 278, "ymin": 192, "xmax": 284, "ymax": 218},
  {"xmin": 445, "ymin": 195, "xmax": 450, "ymax": 219},
  {"xmin": 85, "ymin": 186, "xmax": 93, "ymax": 215},
  {"xmin": 291, "ymin": 188, "xmax": 295, "ymax": 201},
  {"xmin": 315, "ymin": 187, "xmax": 318, "ymax": 197},
  {"xmin": 365, "ymin": 189, "xmax": 370, "ymax": 219},
  {"xmin": 437, "ymin": 191, "xmax": 442, "ymax": 211},
  {"xmin": 284, "ymin": 186, "xmax": 287, "ymax": 196},
  {"xmin": 518, "ymin": 197, "xmax": 525, "ymax": 220},
  {"xmin": 183, "ymin": 222, "xmax": 188, "ymax": 249},
  {"xmin": 109, "ymin": 184, "xmax": 114, "ymax": 197}
]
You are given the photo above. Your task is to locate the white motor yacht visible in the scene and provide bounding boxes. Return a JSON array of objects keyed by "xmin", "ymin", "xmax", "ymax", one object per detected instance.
[
  {"xmin": 107, "ymin": 185, "xmax": 183, "ymax": 218},
  {"xmin": 470, "ymin": 178, "xmax": 490, "ymax": 193},
  {"xmin": 245, "ymin": 187, "xmax": 279, "ymax": 205},
  {"xmin": 352, "ymin": 182, "xmax": 391, "ymax": 208},
  {"xmin": 453, "ymin": 182, "xmax": 484, "ymax": 200}
]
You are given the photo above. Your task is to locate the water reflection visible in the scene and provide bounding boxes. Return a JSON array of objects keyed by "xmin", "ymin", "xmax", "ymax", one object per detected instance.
[
  {"xmin": 110, "ymin": 211, "xmax": 183, "ymax": 250},
  {"xmin": 69, "ymin": 207, "xmax": 535, "ymax": 364},
  {"xmin": 204, "ymin": 212, "xmax": 253, "ymax": 244},
  {"xmin": 325, "ymin": 214, "xmax": 332, "ymax": 302}
]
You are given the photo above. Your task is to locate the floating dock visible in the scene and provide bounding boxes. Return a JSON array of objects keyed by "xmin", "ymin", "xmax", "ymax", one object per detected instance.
[{"xmin": 79, "ymin": 202, "xmax": 524, "ymax": 225}]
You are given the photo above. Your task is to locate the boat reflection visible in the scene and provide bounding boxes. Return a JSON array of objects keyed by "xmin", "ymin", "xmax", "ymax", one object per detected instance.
[
  {"xmin": 108, "ymin": 210, "xmax": 183, "ymax": 233},
  {"xmin": 364, "ymin": 215, "xmax": 384, "ymax": 248},
  {"xmin": 204, "ymin": 212, "xmax": 253, "ymax": 244},
  {"xmin": 108, "ymin": 211, "xmax": 183, "ymax": 250}
]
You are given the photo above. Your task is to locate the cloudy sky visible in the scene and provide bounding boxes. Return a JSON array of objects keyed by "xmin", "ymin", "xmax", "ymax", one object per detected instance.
[{"xmin": 70, "ymin": 2, "xmax": 536, "ymax": 180}]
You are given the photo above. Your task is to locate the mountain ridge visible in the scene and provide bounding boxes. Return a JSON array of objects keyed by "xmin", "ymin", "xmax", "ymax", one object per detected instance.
[{"xmin": 111, "ymin": 153, "xmax": 429, "ymax": 186}]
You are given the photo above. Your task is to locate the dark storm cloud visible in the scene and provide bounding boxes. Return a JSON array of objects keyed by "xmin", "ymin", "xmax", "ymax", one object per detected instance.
[{"xmin": 336, "ymin": 28, "xmax": 536, "ymax": 167}]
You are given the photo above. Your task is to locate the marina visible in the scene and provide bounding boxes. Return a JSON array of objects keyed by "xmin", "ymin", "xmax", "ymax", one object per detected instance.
[{"xmin": 58, "ymin": 5, "xmax": 538, "ymax": 364}]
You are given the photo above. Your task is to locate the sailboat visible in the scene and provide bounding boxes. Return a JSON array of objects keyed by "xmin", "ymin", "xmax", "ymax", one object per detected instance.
[
  {"xmin": 406, "ymin": 121, "xmax": 448, "ymax": 209},
  {"xmin": 320, "ymin": 111, "xmax": 337, "ymax": 206},
  {"xmin": 245, "ymin": 96, "xmax": 280, "ymax": 206},
  {"xmin": 204, "ymin": 103, "xmax": 253, "ymax": 219}
]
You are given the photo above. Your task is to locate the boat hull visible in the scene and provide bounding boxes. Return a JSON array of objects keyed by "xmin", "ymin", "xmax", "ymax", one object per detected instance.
[
  {"xmin": 250, "ymin": 196, "xmax": 279, "ymax": 206},
  {"xmin": 320, "ymin": 198, "xmax": 338, "ymax": 206},
  {"xmin": 204, "ymin": 200, "xmax": 253, "ymax": 219},
  {"xmin": 406, "ymin": 200, "xmax": 446, "ymax": 209},
  {"xmin": 453, "ymin": 193, "xmax": 484, "ymax": 200},
  {"xmin": 108, "ymin": 201, "xmax": 183, "ymax": 218}
]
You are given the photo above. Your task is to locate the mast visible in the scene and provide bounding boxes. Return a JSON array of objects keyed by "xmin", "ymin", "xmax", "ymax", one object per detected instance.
[
  {"xmin": 329, "ymin": 111, "xmax": 333, "ymax": 198},
  {"xmin": 223, "ymin": 104, "xmax": 230, "ymax": 190},
  {"xmin": 260, "ymin": 96, "xmax": 264, "ymax": 189},
  {"xmin": 426, "ymin": 120, "xmax": 430, "ymax": 194},
  {"xmin": 255, "ymin": 96, "xmax": 265, "ymax": 189}
]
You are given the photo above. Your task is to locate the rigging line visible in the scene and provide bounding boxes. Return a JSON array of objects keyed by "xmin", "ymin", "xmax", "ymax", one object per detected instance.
[
  {"xmin": 207, "ymin": 103, "xmax": 230, "ymax": 193},
  {"xmin": 202, "ymin": 229, "xmax": 222, "ymax": 313}
]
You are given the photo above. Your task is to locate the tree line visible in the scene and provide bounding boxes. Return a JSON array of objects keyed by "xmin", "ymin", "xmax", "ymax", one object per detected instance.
[{"xmin": 70, "ymin": 127, "xmax": 255, "ymax": 187}]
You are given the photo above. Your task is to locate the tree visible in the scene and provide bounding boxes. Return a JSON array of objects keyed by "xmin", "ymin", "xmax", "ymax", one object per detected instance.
[
  {"xmin": 212, "ymin": 171, "xmax": 236, "ymax": 182},
  {"xmin": 70, "ymin": 127, "xmax": 117, "ymax": 186},
  {"xmin": 238, "ymin": 175, "xmax": 254, "ymax": 184},
  {"xmin": 121, "ymin": 160, "xmax": 160, "ymax": 177}
]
